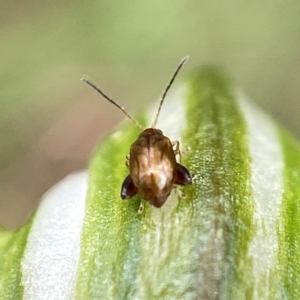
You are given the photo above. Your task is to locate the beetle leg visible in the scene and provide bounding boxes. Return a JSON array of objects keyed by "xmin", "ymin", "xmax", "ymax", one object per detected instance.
[
  {"xmin": 177, "ymin": 189, "xmax": 187, "ymax": 199},
  {"xmin": 172, "ymin": 140, "xmax": 181, "ymax": 163},
  {"xmin": 138, "ymin": 200, "xmax": 145, "ymax": 214},
  {"xmin": 182, "ymin": 145, "xmax": 191, "ymax": 155},
  {"xmin": 174, "ymin": 163, "xmax": 193, "ymax": 186},
  {"xmin": 125, "ymin": 154, "xmax": 130, "ymax": 169},
  {"xmin": 121, "ymin": 174, "xmax": 138, "ymax": 199}
]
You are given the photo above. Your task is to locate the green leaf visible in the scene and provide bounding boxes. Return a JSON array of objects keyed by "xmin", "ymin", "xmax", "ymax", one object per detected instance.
[
  {"xmin": 0, "ymin": 222, "xmax": 32, "ymax": 299},
  {"xmin": 1, "ymin": 67, "xmax": 300, "ymax": 299},
  {"xmin": 277, "ymin": 129, "xmax": 300, "ymax": 299}
]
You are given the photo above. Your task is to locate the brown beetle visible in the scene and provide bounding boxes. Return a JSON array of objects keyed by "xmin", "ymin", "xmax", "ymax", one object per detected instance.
[{"xmin": 82, "ymin": 57, "xmax": 192, "ymax": 210}]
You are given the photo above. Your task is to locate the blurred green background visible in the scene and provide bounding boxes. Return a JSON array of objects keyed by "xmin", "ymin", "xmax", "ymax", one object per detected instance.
[{"xmin": 1, "ymin": 0, "xmax": 300, "ymax": 228}]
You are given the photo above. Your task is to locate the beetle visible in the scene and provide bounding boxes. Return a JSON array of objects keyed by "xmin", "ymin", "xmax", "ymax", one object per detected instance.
[{"xmin": 82, "ymin": 57, "xmax": 192, "ymax": 210}]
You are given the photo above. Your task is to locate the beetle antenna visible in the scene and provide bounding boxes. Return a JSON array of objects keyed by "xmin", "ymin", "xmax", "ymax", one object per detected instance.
[
  {"xmin": 151, "ymin": 56, "xmax": 189, "ymax": 128},
  {"xmin": 81, "ymin": 78, "xmax": 145, "ymax": 130}
]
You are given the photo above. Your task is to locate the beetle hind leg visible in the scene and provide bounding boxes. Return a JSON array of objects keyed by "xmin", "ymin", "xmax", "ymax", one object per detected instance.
[
  {"xmin": 125, "ymin": 154, "xmax": 130, "ymax": 169},
  {"xmin": 173, "ymin": 185, "xmax": 187, "ymax": 199},
  {"xmin": 121, "ymin": 174, "xmax": 138, "ymax": 199},
  {"xmin": 174, "ymin": 163, "xmax": 193, "ymax": 186}
]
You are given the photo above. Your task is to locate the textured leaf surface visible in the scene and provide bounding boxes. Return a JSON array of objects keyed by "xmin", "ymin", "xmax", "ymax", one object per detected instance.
[{"xmin": 1, "ymin": 67, "xmax": 300, "ymax": 299}]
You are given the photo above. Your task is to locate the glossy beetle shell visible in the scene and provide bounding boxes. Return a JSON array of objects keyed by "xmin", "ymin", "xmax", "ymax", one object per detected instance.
[{"xmin": 121, "ymin": 128, "xmax": 192, "ymax": 207}]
